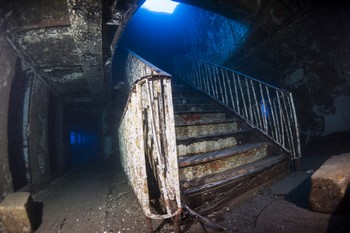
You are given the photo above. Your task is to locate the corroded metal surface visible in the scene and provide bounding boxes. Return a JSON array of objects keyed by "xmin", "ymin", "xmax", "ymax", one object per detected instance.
[
  {"xmin": 119, "ymin": 51, "xmax": 181, "ymax": 219},
  {"xmin": 174, "ymin": 55, "xmax": 301, "ymax": 160},
  {"xmin": 179, "ymin": 143, "xmax": 268, "ymax": 181},
  {"xmin": 175, "ymin": 121, "xmax": 238, "ymax": 140},
  {"xmin": 67, "ymin": 0, "xmax": 104, "ymax": 102},
  {"xmin": 186, "ymin": 155, "xmax": 288, "ymax": 212},
  {"xmin": 175, "ymin": 112, "xmax": 226, "ymax": 125},
  {"xmin": 177, "ymin": 136, "xmax": 237, "ymax": 157},
  {"xmin": 125, "ymin": 50, "xmax": 170, "ymax": 87}
]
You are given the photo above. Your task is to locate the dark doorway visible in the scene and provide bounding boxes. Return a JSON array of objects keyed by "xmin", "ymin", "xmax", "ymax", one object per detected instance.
[
  {"xmin": 8, "ymin": 59, "xmax": 32, "ymax": 191},
  {"xmin": 48, "ymin": 93, "xmax": 59, "ymax": 174},
  {"xmin": 64, "ymin": 107, "xmax": 100, "ymax": 168}
]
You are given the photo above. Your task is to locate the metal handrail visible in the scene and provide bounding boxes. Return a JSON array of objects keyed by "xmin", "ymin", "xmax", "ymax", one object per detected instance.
[
  {"xmin": 174, "ymin": 55, "xmax": 301, "ymax": 160},
  {"xmin": 119, "ymin": 51, "xmax": 181, "ymax": 219}
]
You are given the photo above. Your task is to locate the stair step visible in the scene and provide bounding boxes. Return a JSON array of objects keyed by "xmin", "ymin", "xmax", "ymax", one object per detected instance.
[
  {"xmin": 182, "ymin": 154, "xmax": 286, "ymax": 195},
  {"xmin": 175, "ymin": 112, "xmax": 229, "ymax": 125},
  {"xmin": 172, "ymin": 90, "xmax": 202, "ymax": 97},
  {"xmin": 171, "ymin": 82, "xmax": 188, "ymax": 88},
  {"xmin": 179, "ymin": 142, "xmax": 269, "ymax": 181},
  {"xmin": 172, "ymin": 85, "xmax": 194, "ymax": 91},
  {"xmin": 177, "ymin": 130, "xmax": 253, "ymax": 157},
  {"xmin": 173, "ymin": 96, "xmax": 213, "ymax": 105},
  {"xmin": 175, "ymin": 120, "xmax": 239, "ymax": 140},
  {"xmin": 183, "ymin": 155, "xmax": 287, "ymax": 213},
  {"xmin": 174, "ymin": 104, "xmax": 221, "ymax": 112}
]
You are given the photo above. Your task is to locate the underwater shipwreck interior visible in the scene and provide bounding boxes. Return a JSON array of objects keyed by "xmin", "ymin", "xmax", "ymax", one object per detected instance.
[{"xmin": 0, "ymin": 0, "xmax": 350, "ymax": 232}]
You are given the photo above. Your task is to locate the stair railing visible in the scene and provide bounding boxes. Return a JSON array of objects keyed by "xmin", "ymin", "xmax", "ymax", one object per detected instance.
[
  {"xmin": 174, "ymin": 55, "xmax": 301, "ymax": 161},
  {"xmin": 119, "ymin": 51, "xmax": 181, "ymax": 219}
]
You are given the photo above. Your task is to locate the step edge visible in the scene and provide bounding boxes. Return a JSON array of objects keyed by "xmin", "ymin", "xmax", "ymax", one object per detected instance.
[
  {"xmin": 176, "ymin": 129, "xmax": 252, "ymax": 145},
  {"xmin": 174, "ymin": 110, "xmax": 225, "ymax": 115},
  {"xmin": 183, "ymin": 154, "xmax": 287, "ymax": 195},
  {"xmin": 175, "ymin": 119, "xmax": 239, "ymax": 127},
  {"xmin": 178, "ymin": 142, "xmax": 268, "ymax": 168}
]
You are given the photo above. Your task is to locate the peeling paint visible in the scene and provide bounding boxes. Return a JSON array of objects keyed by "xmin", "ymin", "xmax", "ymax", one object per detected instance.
[{"xmin": 119, "ymin": 51, "xmax": 180, "ymax": 219}]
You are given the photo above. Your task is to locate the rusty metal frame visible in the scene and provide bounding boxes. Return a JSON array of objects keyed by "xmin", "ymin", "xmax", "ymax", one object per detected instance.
[
  {"xmin": 174, "ymin": 55, "xmax": 301, "ymax": 161},
  {"xmin": 119, "ymin": 51, "xmax": 181, "ymax": 219}
]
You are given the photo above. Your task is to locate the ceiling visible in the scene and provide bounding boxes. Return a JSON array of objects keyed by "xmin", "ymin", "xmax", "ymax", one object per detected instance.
[
  {"xmin": 1, "ymin": 0, "xmax": 144, "ymax": 105},
  {"xmin": 0, "ymin": 0, "xmax": 312, "ymax": 105}
]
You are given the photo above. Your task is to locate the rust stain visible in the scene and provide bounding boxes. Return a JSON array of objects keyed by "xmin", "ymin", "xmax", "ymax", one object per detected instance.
[
  {"xmin": 183, "ymin": 113, "xmax": 202, "ymax": 122},
  {"xmin": 210, "ymin": 160, "xmax": 223, "ymax": 171}
]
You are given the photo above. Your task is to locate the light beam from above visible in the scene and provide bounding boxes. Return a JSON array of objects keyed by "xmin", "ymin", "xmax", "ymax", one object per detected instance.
[{"xmin": 141, "ymin": 0, "xmax": 179, "ymax": 14}]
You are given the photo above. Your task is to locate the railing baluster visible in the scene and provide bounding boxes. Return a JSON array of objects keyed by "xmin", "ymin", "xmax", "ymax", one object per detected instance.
[
  {"xmin": 259, "ymin": 83, "xmax": 268, "ymax": 133},
  {"xmin": 282, "ymin": 94, "xmax": 295, "ymax": 157},
  {"xmin": 222, "ymin": 69, "xmax": 229, "ymax": 106},
  {"xmin": 245, "ymin": 77, "xmax": 253, "ymax": 123},
  {"xmin": 288, "ymin": 93, "xmax": 301, "ymax": 159},
  {"xmin": 265, "ymin": 86, "xmax": 278, "ymax": 141},
  {"xmin": 251, "ymin": 80, "xmax": 262, "ymax": 129},
  {"xmin": 276, "ymin": 91, "xmax": 285, "ymax": 148},
  {"xmin": 204, "ymin": 63, "xmax": 210, "ymax": 96},
  {"xmin": 217, "ymin": 67, "xmax": 224, "ymax": 103},
  {"xmin": 192, "ymin": 59, "xmax": 197, "ymax": 87},
  {"xmin": 174, "ymin": 55, "xmax": 301, "ymax": 160},
  {"xmin": 200, "ymin": 63, "xmax": 208, "ymax": 93},
  {"xmin": 203, "ymin": 63, "xmax": 209, "ymax": 95},
  {"xmin": 205, "ymin": 63, "xmax": 213, "ymax": 97},
  {"xmin": 196, "ymin": 60, "xmax": 202, "ymax": 90},
  {"xmin": 227, "ymin": 70, "xmax": 235, "ymax": 110},
  {"xmin": 233, "ymin": 73, "xmax": 240, "ymax": 114},
  {"xmin": 237, "ymin": 75, "xmax": 248, "ymax": 118},
  {"xmin": 208, "ymin": 65, "xmax": 213, "ymax": 97},
  {"xmin": 212, "ymin": 66, "xmax": 219, "ymax": 100},
  {"xmin": 272, "ymin": 98, "xmax": 282, "ymax": 144}
]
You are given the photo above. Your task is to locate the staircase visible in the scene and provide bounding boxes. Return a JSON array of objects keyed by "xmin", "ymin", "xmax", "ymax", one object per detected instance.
[{"xmin": 172, "ymin": 79, "xmax": 289, "ymax": 213}]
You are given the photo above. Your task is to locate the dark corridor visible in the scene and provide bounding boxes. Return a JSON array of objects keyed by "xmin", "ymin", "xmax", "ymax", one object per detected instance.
[{"xmin": 64, "ymin": 109, "xmax": 100, "ymax": 168}]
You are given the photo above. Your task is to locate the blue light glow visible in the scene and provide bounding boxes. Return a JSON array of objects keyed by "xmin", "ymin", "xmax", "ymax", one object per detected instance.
[
  {"xmin": 141, "ymin": 0, "xmax": 179, "ymax": 14},
  {"xmin": 261, "ymin": 100, "xmax": 269, "ymax": 117},
  {"xmin": 70, "ymin": 132, "xmax": 75, "ymax": 144}
]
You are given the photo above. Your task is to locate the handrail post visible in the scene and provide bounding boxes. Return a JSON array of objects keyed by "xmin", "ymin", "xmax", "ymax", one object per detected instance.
[
  {"xmin": 173, "ymin": 55, "xmax": 301, "ymax": 161},
  {"xmin": 119, "ymin": 50, "xmax": 181, "ymax": 221}
]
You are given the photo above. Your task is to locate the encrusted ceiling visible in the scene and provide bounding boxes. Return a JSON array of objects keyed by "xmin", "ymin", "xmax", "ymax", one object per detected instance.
[
  {"xmin": 0, "ymin": 0, "xmax": 312, "ymax": 105},
  {"xmin": 0, "ymin": 0, "xmax": 143, "ymax": 105}
]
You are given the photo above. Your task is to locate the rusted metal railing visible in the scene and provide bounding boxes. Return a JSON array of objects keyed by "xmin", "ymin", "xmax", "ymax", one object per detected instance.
[
  {"xmin": 119, "ymin": 51, "xmax": 181, "ymax": 219},
  {"xmin": 174, "ymin": 55, "xmax": 301, "ymax": 161}
]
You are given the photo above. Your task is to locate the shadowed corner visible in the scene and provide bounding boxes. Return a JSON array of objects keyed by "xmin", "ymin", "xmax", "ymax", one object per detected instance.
[
  {"xmin": 327, "ymin": 184, "xmax": 350, "ymax": 233},
  {"xmin": 283, "ymin": 175, "xmax": 312, "ymax": 209},
  {"xmin": 30, "ymin": 201, "xmax": 43, "ymax": 231},
  {"xmin": 282, "ymin": 154, "xmax": 350, "ymax": 233}
]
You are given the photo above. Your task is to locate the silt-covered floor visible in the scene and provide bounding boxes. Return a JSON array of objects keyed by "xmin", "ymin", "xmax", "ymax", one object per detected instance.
[{"xmin": 32, "ymin": 148, "xmax": 350, "ymax": 233}]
